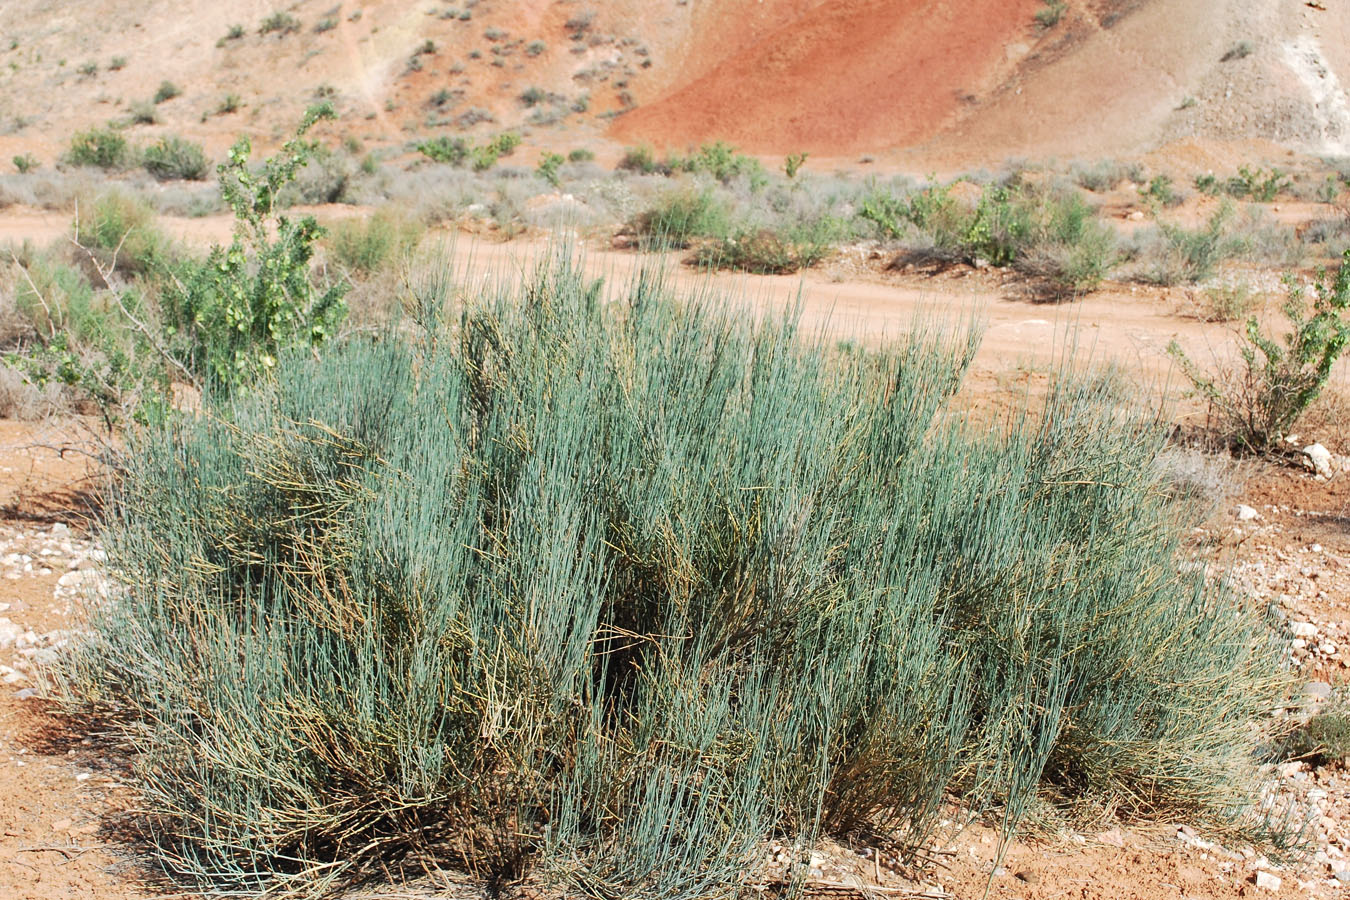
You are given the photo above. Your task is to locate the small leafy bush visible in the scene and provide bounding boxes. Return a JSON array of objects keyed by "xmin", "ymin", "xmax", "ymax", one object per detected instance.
[
  {"xmin": 1139, "ymin": 174, "xmax": 1182, "ymax": 208},
  {"xmin": 1226, "ymin": 166, "xmax": 1290, "ymax": 202},
  {"xmin": 784, "ymin": 151, "xmax": 808, "ymax": 179},
  {"xmin": 109, "ymin": 56, "xmax": 127, "ymax": 70},
  {"xmin": 567, "ymin": 147, "xmax": 594, "ymax": 163},
  {"xmin": 416, "ymin": 136, "xmax": 470, "ymax": 166},
  {"xmin": 536, "ymin": 151, "xmax": 564, "ymax": 187},
  {"xmin": 162, "ymin": 105, "xmax": 347, "ymax": 388},
  {"xmin": 64, "ymin": 128, "xmax": 132, "ymax": 170},
  {"xmin": 223, "ymin": 24, "xmax": 245, "ymax": 41},
  {"xmin": 1170, "ymin": 248, "xmax": 1350, "ymax": 451},
  {"xmin": 1222, "ymin": 40, "xmax": 1254, "ymax": 62},
  {"xmin": 671, "ymin": 141, "xmax": 764, "ymax": 186},
  {"xmin": 12, "ymin": 153, "xmax": 37, "ymax": 173},
  {"xmin": 142, "ymin": 136, "xmax": 209, "ymax": 181}
]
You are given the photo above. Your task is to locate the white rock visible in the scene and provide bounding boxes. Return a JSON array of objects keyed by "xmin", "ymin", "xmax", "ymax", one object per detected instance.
[
  {"xmin": 1254, "ymin": 871, "xmax": 1281, "ymax": 892},
  {"xmin": 50, "ymin": 523, "xmax": 69, "ymax": 536},
  {"xmin": 1236, "ymin": 504, "xmax": 1261, "ymax": 521},
  {"xmin": 1303, "ymin": 443, "xmax": 1334, "ymax": 478},
  {"xmin": 1291, "ymin": 621, "xmax": 1319, "ymax": 639}
]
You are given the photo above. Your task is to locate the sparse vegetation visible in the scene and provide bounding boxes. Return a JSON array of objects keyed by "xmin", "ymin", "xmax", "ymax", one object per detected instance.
[
  {"xmin": 11, "ymin": 153, "xmax": 37, "ymax": 173},
  {"xmin": 1136, "ymin": 203, "xmax": 1248, "ymax": 285},
  {"xmin": 259, "ymin": 11, "xmax": 301, "ymax": 36},
  {"xmin": 1170, "ymin": 247, "xmax": 1350, "ymax": 451},
  {"xmin": 76, "ymin": 60, "xmax": 97, "ymax": 77},
  {"xmin": 223, "ymin": 23, "xmax": 245, "ymax": 41},
  {"xmin": 1073, "ymin": 159, "xmax": 1146, "ymax": 192},
  {"xmin": 216, "ymin": 93, "xmax": 242, "ymax": 115},
  {"xmin": 1222, "ymin": 40, "xmax": 1254, "ymax": 62},
  {"xmin": 861, "ymin": 177, "xmax": 1118, "ymax": 296},
  {"xmin": 567, "ymin": 147, "xmax": 595, "ymax": 163},
  {"xmin": 784, "ymin": 151, "xmax": 808, "ymax": 179},
  {"xmin": 314, "ymin": 17, "xmax": 338, "ymax": 33},
  {"xmin": 1282, "ymin": 694, "xmax": 1350, "ymax": 765},
  {"xmin": 108, "ymin": 55, "xmax": 127, "ymax": 71}
]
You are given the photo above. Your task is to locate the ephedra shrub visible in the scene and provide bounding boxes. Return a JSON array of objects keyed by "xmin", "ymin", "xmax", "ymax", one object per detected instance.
[{"xmin": 64, "ymin": 254, "xmax": 1287, "ymax": 896}]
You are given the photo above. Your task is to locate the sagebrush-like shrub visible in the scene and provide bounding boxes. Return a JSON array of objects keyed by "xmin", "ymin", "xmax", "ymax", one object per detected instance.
[
  {"xmin": 64, "ymin": 128, "xmax": 132, "ymax": 170},
  {"xmin": 142, "ymin": 136, "xmax": 209, "ymax": 181},
  {"xmin": 630, "ymin": 188, "xmax": 731, "ymax": 248},
  {"xmin": 324, "ymin": 209, "xmax": 423, "ymax": 274},
  {"xmin": 66, "ymin": 253, "xmax": 1287, "ymax": 896}
]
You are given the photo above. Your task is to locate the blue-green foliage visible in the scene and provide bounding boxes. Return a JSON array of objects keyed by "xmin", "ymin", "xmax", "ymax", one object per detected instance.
[{"xmin": 69, "ymin": 255, "xmax": 1287, "ymax": 896}]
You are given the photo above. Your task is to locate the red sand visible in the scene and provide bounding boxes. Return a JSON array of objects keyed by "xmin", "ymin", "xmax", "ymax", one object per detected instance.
[{"xmin": 609, "ymin": 0, "xmax": 1043, "ymax": 155}]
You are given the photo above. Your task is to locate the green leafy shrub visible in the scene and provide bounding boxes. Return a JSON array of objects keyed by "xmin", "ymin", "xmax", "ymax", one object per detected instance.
[
  {"xmin": 1170, "ymin": 249, "xmax": 1350, "ymax": 451},
  {"xmin": 142, "ymin": 136, "xmax": 209, "ymax": 181},
  {"xmin": 784, "ymin": 151, "xmax": 808, "ymax": 179},
  {"xmin": 161, "ymin": 105, "xmax": 347, "ymax": 388},
  {"xmin": 216, "ymin": 93, "xmax": 241, "ymax": 115},
  {"xmin": 416, "ymin": 135, "xmax": 470, "ymax": 165},
  {"xmin": 12, "ymin": 153, "xmax": 37, "ymax": 173},
  {"xmin": 223, "ymin": 24, "xmax": 245, "ymax": 41},
  {"xmin": 65, "ymin": 256, "xmax": 1287, "ymax": 895},
  {"xmin": 153, "ymin": 80, "xmax": 180, "ymax": 104},
  {"xmin": 63, "ymin": 128, "xmax": 132, "ymax": 170},
  {"xmin": 109, "ymin": 55, "xmax": 127, "ymax": 70},
  {"xmin": 567, "ymin": 147, "xmax": 594, "ymax": 163},
  {"xmin": 324, "ymin": 209, "xmax": 423, "ymax": 275},
  {"xmin": 536, "ymin": 152, "xmax": 565, "ymax": 187},
  {"xmin": 1227, "ymin": 166, "xmax": 1290, "ymax": 202},
  {"xmin": 671, "ymin": 141, "xmax": 765, "ymax": 186},
  {"xmin": 1139, "ymin": 174, "xmax": 1182, "ymax": 208}
]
